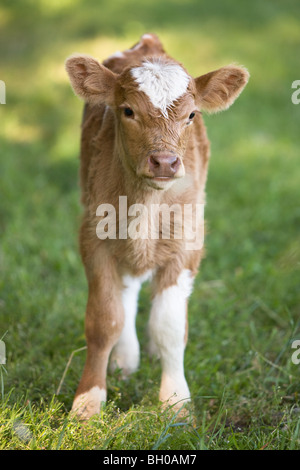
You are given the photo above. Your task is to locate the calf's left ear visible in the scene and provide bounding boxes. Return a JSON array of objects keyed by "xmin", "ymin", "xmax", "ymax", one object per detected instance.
[
  {"xmin": 194, "ymin": 65, "xmax": 249, "ymax": 113},
  {"xmin": 65, "ymin": 54, "xmax": 117, "ymax": 106}
]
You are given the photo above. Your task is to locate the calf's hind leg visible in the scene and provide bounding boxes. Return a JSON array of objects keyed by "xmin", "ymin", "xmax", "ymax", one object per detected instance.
[{"xmin": 109, "ymin": 274, "xmax": 142, "ymax": 377}]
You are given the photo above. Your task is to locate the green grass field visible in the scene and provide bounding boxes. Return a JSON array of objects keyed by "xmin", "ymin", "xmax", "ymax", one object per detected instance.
[{"xmin": 0, "ymin": 0, "xmax": 299, "ymax": 450}]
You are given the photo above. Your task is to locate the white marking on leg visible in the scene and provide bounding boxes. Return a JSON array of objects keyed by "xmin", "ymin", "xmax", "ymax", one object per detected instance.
[
  {"xmin": 71, "ymin": 386, "xmax": 106, "ymax": 420},
  {"xmin": 149, "ymin": 270, "xmax": 194, "ymax": 407},
  {"xmin": 110, "ymin": 271, "xmax": 152, "ymax": 376},
  {"xmin": 131, "ymin": 59, "xmax": 190, "ymax": 118}
]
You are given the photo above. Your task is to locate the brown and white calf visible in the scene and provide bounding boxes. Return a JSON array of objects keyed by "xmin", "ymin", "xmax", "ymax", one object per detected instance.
[{"xmin": 65, "ymin": 33, "xmax": 249, "ymax": 420}]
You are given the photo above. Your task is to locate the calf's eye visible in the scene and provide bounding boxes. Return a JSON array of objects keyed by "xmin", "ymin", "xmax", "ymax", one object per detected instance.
[
  {"xmin": 124, "ymin": 107, "xmax": 134, "ymax": 117},
  {"xmin": 189, "ymin": 112, "xmax": 195, "ymax": 120}
]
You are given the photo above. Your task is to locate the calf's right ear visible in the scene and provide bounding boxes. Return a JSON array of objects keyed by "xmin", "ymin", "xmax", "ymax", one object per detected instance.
[{"xmin": 65, "ymin": 54, "xmax": 117, "ymax": 106}]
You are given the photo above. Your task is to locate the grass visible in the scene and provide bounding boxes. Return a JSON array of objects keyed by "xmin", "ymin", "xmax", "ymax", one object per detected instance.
[{"xmin": 0, "ymin": 0, "xmax": 300, "ymax": 450}]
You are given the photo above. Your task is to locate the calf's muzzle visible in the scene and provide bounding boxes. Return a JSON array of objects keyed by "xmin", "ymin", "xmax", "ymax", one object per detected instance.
[{"xmin": 148, "ymin": 152, "xmax": 181, "ymax": 178}]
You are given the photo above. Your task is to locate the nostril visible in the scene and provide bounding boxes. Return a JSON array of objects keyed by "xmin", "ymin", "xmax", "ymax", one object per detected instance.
[
  {"xmin": 171, "ymin": 157, "xmax": 180, "ymax": 170},
  {"xmin": 149, "ymin": 155, "xmax": 160, "ymax": 168}
]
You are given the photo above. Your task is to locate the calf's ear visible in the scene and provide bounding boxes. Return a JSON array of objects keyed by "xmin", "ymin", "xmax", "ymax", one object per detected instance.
[
  {"xmin": 65, "ymin": 54, "xmax": 117, "ymax": 106},
  {"xmin": 194, "ymin": 65, "xmax": 249, "ymax": 113}
]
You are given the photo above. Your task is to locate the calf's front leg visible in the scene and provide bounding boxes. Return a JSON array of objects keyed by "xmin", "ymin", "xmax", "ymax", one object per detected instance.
[
  {"xmin": 71, "ymin": 267, "xmax": 124, "ymax": 420},
  {"xmin": 148, "ymin": 269, "xmax": 194, "ymax": 412}
]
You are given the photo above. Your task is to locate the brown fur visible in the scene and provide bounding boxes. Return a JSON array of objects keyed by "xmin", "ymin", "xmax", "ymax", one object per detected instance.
[{"xmin": 65, "ymin": 33, "xmax": 249, "ymax": 419}]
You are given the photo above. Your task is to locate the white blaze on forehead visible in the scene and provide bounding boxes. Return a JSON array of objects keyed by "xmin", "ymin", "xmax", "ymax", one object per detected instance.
[{"xmin": 131, "ymin": 59, "xmax": 190, "ymax": 117}]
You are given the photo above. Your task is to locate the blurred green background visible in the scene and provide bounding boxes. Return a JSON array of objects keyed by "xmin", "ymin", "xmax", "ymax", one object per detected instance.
[{"xmin": 0, "ymin": 0, "xmax": 299, "ymax": 449}]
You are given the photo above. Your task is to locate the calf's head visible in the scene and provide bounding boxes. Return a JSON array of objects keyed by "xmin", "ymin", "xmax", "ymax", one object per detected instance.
[{"xmin": 66, "ymin": 52, "xmax": 249, "ymax": 190}]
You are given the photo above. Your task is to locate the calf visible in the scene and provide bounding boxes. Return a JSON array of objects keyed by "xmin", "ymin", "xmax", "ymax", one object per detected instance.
[{"xmin": 65, "ymin": 33, "xmax": 249, "ymax": 420}]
